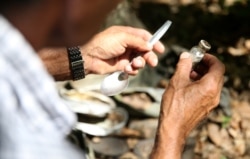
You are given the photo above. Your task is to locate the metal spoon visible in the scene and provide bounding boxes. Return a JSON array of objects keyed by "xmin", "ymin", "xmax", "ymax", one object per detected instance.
[{"xmin": 100, "ymin": 20, "xmax": 172, "ymax": 96}]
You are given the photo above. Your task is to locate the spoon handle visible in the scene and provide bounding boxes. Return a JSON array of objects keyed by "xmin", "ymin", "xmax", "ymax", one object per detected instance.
[
  {"xmin": 148, "ymin": 20, "xmax": 172, "ymax": 46},
  {"xmin": 128, "ymin": 20, "xmax": 172, "ymax": 63},
  {"xmin": 120, "ymin": 20, "xmax": 172, "ymax": 80}
]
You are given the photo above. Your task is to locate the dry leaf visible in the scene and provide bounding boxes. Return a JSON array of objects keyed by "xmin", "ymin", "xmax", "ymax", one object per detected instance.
[{"xmin": 207, "ymin": 123, "xmax": 221, "ymax": 146}]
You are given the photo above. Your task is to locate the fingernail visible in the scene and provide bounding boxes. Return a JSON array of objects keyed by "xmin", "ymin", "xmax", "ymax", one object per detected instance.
[
  {"xmin": 159, "ymin": 43, "xmax": 165, "ymax": 52},
  {"xmin": 152, "ymin": 58, "xmax": 158, "ymax": 66},
  {"xmin": 180, "ymin": 52, "xmax": 191, "ymax": 59},
  {"xmin": 125, "ymin": 65, "xmax": 132, "ymax": 72},
  {"xmin": 135, "ymin": 57, "xmax": 142, "ymax": 65}
]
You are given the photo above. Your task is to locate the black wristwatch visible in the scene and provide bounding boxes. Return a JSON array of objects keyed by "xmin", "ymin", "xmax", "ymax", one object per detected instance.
[{"xmin": 67, "ymin": 46, "xmax": 85, "ymax": 81}]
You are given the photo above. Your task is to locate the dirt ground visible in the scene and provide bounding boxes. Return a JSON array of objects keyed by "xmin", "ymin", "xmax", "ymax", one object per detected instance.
[
  {"xmin": 69, "ymin": 1, "xmax": 250, "ymax": 159},
  {"xmin": 134, "ymin": 1, "xmax": 250, "ymax": 158}
]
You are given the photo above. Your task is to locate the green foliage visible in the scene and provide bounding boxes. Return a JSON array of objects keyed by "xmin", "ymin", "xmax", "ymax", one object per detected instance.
[
  {"xmin": 222, "ymin": 116, "xmax": 231, "ymax": 128},
  {"xmin": 220, "ymin": 155, "xmax": 228, "ymax": 159}
]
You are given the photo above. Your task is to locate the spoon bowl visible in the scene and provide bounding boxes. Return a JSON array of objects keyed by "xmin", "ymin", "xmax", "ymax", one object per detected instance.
[{"xmin": 100, "ymin": 71, "xmax": 129, "ymax": 96}]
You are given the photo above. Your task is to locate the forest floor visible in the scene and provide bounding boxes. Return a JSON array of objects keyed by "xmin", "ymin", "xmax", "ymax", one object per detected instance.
[
  {"xmin": 67, "ymin": 1, "xmax": 250, "ymax": 159},
  {"xmin": 135, "ymin": 1, "xmax": 250, "ymax": 159}
]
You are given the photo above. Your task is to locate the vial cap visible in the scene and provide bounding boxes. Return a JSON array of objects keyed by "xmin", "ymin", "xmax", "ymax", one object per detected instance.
[{"xmin": 199, "ymin": 40, "xmax": 211, "ymax": 51}]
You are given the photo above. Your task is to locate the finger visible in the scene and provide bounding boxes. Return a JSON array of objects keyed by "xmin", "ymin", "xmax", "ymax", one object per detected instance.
[
  {"xmin": 124, "ymin": 27, "xmax": 165, "ymax": 54},
  {"xmin": 142, "ymin": 51, "xmax": 158, "ymax": 67},
  {"xmin": 118, "ymin": 27, "xmax": 165, "ymax": 53},
  {"xmin": 193, "ymin": 63, "xmax": 208, "ymax": 76},
  {"xmin": 197, "ymin": 54, "xmax": 225, "ymax": 98},
  {"xmin": 121, "ymin": 33, "xmax": 152, "ymax": 52},
  {"xmin": 153, "ymin": 41, "xmax": 165, "ymax": 54},
  {"xmin": 190, "ymin": 62, "xmax": 209, "ymax": 80},
  {"xmin": 201, "ymin": 54, "xmax": 225, "ymax": 83},
  {"xmin": 190, "ymin": 70, "xmax": 202, "ymax": 81},
  {"xmin": 124, "ymin": 57, "xmax": 145, "ymax": 75},
  {"xmin": 118, "ymin": 27, "xmax": 152, "ymax": 48},
  {"xmin": 172, "ymin": 52, "xmax": 193, "ymax": 84},
  {"xmin": 119, "ymin": 26, "xmax": 152, "ymax": 41},
  {"xmin": 124, "ymin": 64, "xmax": 139, "ymax": 75},
  {"xmin": 131, "ymin": 56, "xmax": 145, "ymax": 69}
]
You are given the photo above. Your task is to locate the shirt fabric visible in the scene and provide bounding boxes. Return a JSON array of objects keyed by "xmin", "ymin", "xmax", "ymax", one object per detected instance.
[{"xmin": 0, "ymin": 15, "xmax": 86, "ymax": 159}]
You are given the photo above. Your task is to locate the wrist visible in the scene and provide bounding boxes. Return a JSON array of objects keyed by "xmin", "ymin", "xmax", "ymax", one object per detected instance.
[
  {"xmin": 150, "ymin": 118, "xmax": 186, "ymax": 159},
  {"xmin": 150, "ymin": 97, "xmax": 187, "ymax": 159},
  {"xmin": 79, "ymin": 46, "xmax": 94, "ymax": 76}
]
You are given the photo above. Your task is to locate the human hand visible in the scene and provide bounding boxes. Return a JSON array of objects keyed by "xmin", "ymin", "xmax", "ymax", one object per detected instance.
[
  {"xmin": 80, "ymin": 26, "xmax": 165, "ymax": 75},
  {"xmin": 150, "ymin": 52, "xmax": 225, "ymax": 159}
]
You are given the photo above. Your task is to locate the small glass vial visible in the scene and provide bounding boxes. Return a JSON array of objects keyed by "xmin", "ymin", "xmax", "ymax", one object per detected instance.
[{"xmin": 189, "ymin": 40, "xmax": 211, "ymax": 67}]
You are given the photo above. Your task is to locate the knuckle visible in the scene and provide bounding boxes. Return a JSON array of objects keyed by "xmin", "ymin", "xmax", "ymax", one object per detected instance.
[
  {"xmin": 202, "ymin": 84, "xmax": 221, "ymax": 108},
  {"xmin": 118, "ymin": 31, "xmax": 127, "ymax": 39},
  {"xmin": 168, "ymin": 76, "xmax": 182, "ymax": 90},
  {"xmin": 203, "ymin": 83, "xmax": 217, "ymax": 95},
  {"xmin": 203, "ymin": 77, "xmax": 223, "ymax": 93}
]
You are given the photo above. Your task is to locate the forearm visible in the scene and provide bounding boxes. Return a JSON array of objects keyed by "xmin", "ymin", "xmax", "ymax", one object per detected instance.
[
  {"xmin": 150, "ymin": 92, "xmax": 187, "ymax": 159},
  {"xmin": 39, "ymin": 47, "xmax": 91, "ymax": 81},
  {"xmin": 39, "ymin": 48, "xmax": 71, "ymax": 81},
  {"xmin": 150, "ymin": 118, "xmax": 186, "ymax": 159}
]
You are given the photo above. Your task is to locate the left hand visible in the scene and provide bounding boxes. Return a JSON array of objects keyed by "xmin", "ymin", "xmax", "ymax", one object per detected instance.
[
  {"xmin": 150, "ymin": 52, "xmax": 225, "ymax": 159},
  {"xmin": 81, "ymin": 26, "xmax": 165, "ymax": 75}
]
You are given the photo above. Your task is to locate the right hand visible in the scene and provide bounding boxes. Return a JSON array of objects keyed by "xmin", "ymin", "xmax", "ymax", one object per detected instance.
[{"xmin": 80, "ymin": 26, "xmax": 165, "ymax": 75}]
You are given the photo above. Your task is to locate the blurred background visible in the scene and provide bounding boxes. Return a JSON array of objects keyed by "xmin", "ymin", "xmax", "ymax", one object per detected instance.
[
  {"xmin": 63, "ymin": 0, "xmax": 250, "ymax": 159},
  {"xmin": 105, "ymin": 0, "xmax": 250, "ymax": 158},
  {"xmin": 104, "ymin": 0, "xmax": 250, "ymax": 91}
]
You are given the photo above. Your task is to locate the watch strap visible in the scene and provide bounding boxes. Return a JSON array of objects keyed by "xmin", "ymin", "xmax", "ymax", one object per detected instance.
[{"xmin": 67, "ymin": 46, "xmax": 85, "ymax": 80}]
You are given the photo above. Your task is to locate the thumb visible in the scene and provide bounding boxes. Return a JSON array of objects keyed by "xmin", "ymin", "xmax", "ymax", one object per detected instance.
[{"xmin": 173, "ymin": 52, "xmax": 193, "ymax": 81}]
